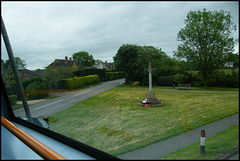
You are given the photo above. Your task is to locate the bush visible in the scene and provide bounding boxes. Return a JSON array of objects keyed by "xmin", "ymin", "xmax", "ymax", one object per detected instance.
[
  {"xmin": 58, "ymin": 75, "xmax": 99, "ymax": 89},
  {"xmin": 156, "ymin": 75, "xmax": 174, "ymax": 86},
  {"xmin": 132, "ymin": 81, "xmax": 140, "ymax": 86},
  {"xmin": 25, "ymin": 90, "xmax": 49, "ymax": 100},
  {"xmin": 85, "ymin": 75, "xmax": 100, "ymax": 85},
  {"xmin": 225, "ymin": 71, "xmax": 239, "ymax": 88},
  {"xmin": 22, "ymin": 77, "xmax": 48, "ymax": 90},
  {"xmin": 73, "ymin": 68, "xmax": 106, "ymax": 82},
  {"xmin": 203, "ymin": 70, "xmax": 239, "ymax": 87},
  {"xmin": 106, "ymin": 72, "xmax": 125, "ymax": 81},
  {"xmin": 173, "ymin": 74, "xmax": 189, "ymax": 84},
  {"xmin": 9, "ymin": 95, "xmax": 17, "ymax": 106},
  {"xmin": 74, "ymin": 69, "xmax": 125, "ymax": 82},
  {"xmin": 204, "ymin": 70, "xmax": 237, "ymax": 87},
  {"xmin": 26, "ymin": 81, "xmax": 48, "ymax": 91},
  {"xmin": 24, "ymin": 79, "xmax": 49, "ymax": 100},
  {"xmin": 5, "ymin": 81, "xmax": 18, "ymax": 96}
]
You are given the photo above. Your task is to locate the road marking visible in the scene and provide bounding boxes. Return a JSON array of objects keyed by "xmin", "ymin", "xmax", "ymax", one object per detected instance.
[
  {"xmin": 73, "ymin": 90, "xmax": 91, "ymax": 97},
  {"xmin": 33, "ymin": 99, "xmax": 64, "ymax": 110}
]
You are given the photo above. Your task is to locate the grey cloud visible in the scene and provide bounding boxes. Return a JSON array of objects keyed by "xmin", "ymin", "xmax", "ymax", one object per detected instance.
[{"xmin": 1, "ymin": 1, "xmax": 239, "ymax": 70}]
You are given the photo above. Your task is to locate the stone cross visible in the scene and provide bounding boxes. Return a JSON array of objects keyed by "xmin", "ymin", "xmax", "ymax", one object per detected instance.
[
  {"xmin": 138, "ymin": 61, "xmax": 163, "ymax": 107},
  {"xmin": 147, "ymin": 62, "xmax": 155, "ymax": 92}
]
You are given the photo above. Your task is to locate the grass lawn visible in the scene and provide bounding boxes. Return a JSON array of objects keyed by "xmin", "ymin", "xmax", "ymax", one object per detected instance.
[
  {"xmin": 48, "ymin": 87, "xmax": 239, "ymax": 156},
  {"xmin": 161, "ymin": 125, "xmax": 239, "ymax": 160}
]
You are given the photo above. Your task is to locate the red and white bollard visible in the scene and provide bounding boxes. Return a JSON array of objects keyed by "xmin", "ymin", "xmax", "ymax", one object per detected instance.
[{"xmin": 200, "ymin": 130, "xmax": 205, "ymax": 153}]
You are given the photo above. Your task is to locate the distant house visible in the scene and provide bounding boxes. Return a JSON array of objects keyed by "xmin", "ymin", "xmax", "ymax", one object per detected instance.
[
  {"xmin": 94, "ymin": 61, "xmax": 115, "ymax": 70},
  {"xmin": 225, "ymin": 62, "xmax": 234, "ymax": 68},
  {"xmin": 18, "ymin": 69, "xmax": 43, "ymax": 79},
  {"xmin": 48, "ymin": 56, "xmax": 80, "ymax": 69}
]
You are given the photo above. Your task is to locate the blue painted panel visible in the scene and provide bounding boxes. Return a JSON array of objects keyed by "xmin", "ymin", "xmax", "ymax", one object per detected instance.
[
  {"xmin": 1, "ymin": 122, "xmax": 95, "ymax": 160},
  {"xmin": 1, "ymin": 125, "xmax": 42, "ymax": 160}
]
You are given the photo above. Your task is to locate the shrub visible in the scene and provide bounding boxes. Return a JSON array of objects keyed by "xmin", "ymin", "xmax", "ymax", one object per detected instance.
[
  {"xmin": 225, "ymin": 71, "xmax": 239, "ymax": 88},
  {"xmin": 203, "ymin": 70, "xmax": 239, "ymax": 87},
  {"xmin": 106, "ymin": 72, "xmax": 125, "ymax": 81},
  {"xmin": 73, "ymin": 68, "xmax": 106, "ymax": 82},
  {"xmin": 74, "ymin": 69, "xmax": 124, "ymax": 82},
  {"xmin": 22, "ymin": 77, "xmax": 48, "ymax": 90},
  {"xmin": 25, "ymin": 90, "xmax": 49, "ymax": 100},
  {"xmin": 132, "ymin": 81, "xmax": 140, "ymax": 86},
  {"xmin": 61, "ymin": 79, "xmax": 74, "ymax": 89},
  {"xmin": 173, "ymin": 74, "xmax": 189, "ymax": 84},
  {"xmin": 24, "ymin": 79, "xmax": 49, "ymax": 100},
  {"xmin": 26, "ymin": 81, "xmax": 48, "ymax": 91},
  {"xmin": 5, "ymin": 81, "xmax": 18, "ymax": 96},
  {"xmin": 156, "ymin": 75, "xmax": 174, "ymax": 86},
  {"xmin": 58, "ymin": 75, "xmax": 99, "ymax": 89},
  {"xmin": 198, "ymin": 70, "xmax": 239, "ymax": 88},
  {"xmin": 85, "ymin": 75, "xmax": 100, "ymax": 85},
  {"xmin": 9, "ymin": 95, "xmax": 17, "ymax": 106}
]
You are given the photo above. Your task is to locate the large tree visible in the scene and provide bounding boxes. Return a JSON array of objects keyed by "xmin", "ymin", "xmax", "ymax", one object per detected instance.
[
  {"xmin": 72, "ymin": 51, "xmax": 95, "ymax": 67},
  {"xmin": 174, "ymin": 8, "xmax": 236, "ymax": 86},
  {"xmin": 113, "ymin": 44, "xmax": 168, "ymax": 85},
  {"xmin": 2, "ymin": 57, "xmax": 27, "ymax": 69},
  {"xmin": 43, "ymin": 66, "xmax": 76, "ymax": 81}
]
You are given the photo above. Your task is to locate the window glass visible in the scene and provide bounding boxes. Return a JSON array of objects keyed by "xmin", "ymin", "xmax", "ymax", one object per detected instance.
[
  {"xmin": 1, "ymin": 43, "xmax": 27, "ymax": 119},
  {"xmin": 1, "ymin": 1, "xmax": 239, "ymax": 159}
]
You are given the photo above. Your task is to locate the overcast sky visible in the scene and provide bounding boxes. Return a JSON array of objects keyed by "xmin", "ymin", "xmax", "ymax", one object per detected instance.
[{"xmin": 1, "ymin": 1, "xmax": 239, "ymax": 70}]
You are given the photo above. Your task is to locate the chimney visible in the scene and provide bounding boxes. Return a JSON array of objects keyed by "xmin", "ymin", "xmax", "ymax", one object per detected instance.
[{"xmin": 65, "ymin": 56, "xmax": 68, "ymax": 62}]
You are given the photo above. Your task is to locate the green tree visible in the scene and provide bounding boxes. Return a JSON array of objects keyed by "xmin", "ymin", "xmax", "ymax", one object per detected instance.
[
  {"xmin": 173, "ymin": 74, "xmax": 189, "ymax": 84},
  {"xmin": 1, "ymin": 59, "xmax": 4, "ymax": 69},
  {"xmin": 174, "ymin": 8, "xmax": 236, "ymax": 86},
  {"xmin": 26, "ymin": 80, "xmax": 48, "ymax": 91},
  {"xmin": 113, "ymin": 44, "xmax": 146, "ymax": 84},
  {"xmin": 43, "ymin": 66, "xmax": 76, "ymax": 81},
  {"xmin": 113, "ymin": 44, "xmax": 168, "ymax": 85},
  {"xmin": 5, "ymin": 64, "xmax": 16, "ymax": 82},
  {"xmin": 225, "ymin": 52, "xmax": 239, "ymax": 68},
  {"xmin": 2, "ymin": 57, "xmax": 27, "ymax": 69},
  {"xmin": 72, "ymin": 51, "xmax": 95, "ymax": 67}
]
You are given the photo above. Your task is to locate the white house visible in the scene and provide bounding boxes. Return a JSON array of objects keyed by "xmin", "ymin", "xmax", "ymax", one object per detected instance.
[
  {"xmin": 94, "ymin": 61, "xmax": 115, "ymax": 70},
  {"xmin": 225, "ymin": 62, "xmax": 234, "ymax": 68}
]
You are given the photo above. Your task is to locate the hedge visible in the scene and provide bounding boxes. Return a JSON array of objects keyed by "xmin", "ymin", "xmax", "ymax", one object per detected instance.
[
  {"xmin": 25, "ymin": 90, "xmax": 49, "ymax": 100},
  {"xmin": 73, "ymin": 69, "xmax": 125, "ymax": 82},
  {"xmin": 205, "ymin": 70, "xmax": 239, "ymax": 88},
  {"xmin": 155, "ymin": 75, "xmax": 174, "ymax": 86},
  {"xmin": 153, "ymin": 71, "xmax": 239, "ymax": 88},
  {"xmin": 73, "ymin": 68, "xmax": 106, "ymax": 82},
  {"xmin": 106, "ymin": 72, "xmax": 125, "ymax": 81},
  {"xmin": 9, "ymin": 95, "xmax": 17, "ymax": 106},
  {"xmin": 58, "ymin": 75, "xmax": 99, "ymax": 89},
  {"xmin": 22, "ymin": 77, "xmax": 47, "ymax": 90}
]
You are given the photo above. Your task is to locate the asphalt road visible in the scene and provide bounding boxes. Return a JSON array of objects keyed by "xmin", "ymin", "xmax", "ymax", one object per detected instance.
[{"xmin": 14, "ymin": 79, "xmax": 125, "ymax": 118}]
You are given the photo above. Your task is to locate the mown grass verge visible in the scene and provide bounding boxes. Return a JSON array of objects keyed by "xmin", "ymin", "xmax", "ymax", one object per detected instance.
[
  {"xmin": 48, "ymin": 87, "xmax": 238, "ymax": 156},
  {"xmin": 161, "ymin": 125, "xmax": 239, "ymax": 160}
]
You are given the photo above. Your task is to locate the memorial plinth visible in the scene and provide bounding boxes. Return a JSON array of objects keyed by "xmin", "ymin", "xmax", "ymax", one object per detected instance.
[{"xmin": 138, "ymin": 91, "xmax": 164, "ymax": 107}]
